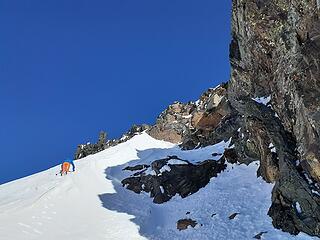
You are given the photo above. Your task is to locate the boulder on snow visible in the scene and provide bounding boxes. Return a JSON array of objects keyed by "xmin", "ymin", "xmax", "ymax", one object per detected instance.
[
  {"xmin": 223, "ymin": 148, "xmax": 239, "ymax": 164},
  {"xmin": 253, "ymin": 231, "xmax": 268, "ymax": 239},
  {"xmin": 177, "ymin": 219, "xmax": 197, "ymax": 231},
  {"xmin": 229, "ymin": 212, "xmax": 239, "ymax": 220}
]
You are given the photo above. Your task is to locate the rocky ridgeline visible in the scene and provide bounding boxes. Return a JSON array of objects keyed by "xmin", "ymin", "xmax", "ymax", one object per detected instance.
[
  {"xmin": 74, "ymin": 124, "xmax": 150, "ymax": 160},
  {"xmin": 147, "ymin": 83, "xmax": 237, "ymax": 148},
  {"xmin": 74, "ymin": 84, "xmax": 230, "ymax": 159},
  {"xmin": 74, "ymin": 0, "xmax": 320, "ymax": 237}
]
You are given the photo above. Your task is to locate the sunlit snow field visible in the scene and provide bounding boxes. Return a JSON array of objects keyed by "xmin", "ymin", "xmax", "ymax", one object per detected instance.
[{"xmin": 0, "ymin": 133, "xmax": 315, "ymax": 240}]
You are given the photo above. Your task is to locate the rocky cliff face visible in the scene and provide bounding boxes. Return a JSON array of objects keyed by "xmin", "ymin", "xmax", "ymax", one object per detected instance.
[
  {"xmin": 147, "ymin": 85, "xmax": 229, "ymax": 144},
  {"xmin": 147, "ymin": 0, "xmax": 320, "ymax": 236},
  {"xmin": 229, "ymin": 0, "xmax": 320, "ymax": 236},
  {"xmin": 75, "ymin": 0, "xmax": 320, "ymax": 236},
  {"xmin": 147, "ymin": 83, "xmax": 244, "ymax": 151}
]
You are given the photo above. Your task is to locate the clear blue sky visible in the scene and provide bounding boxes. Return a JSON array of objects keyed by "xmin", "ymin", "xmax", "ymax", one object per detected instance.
[{"xmin": 0, "ymin": 0, "xmax": 231, "ymax": 184}]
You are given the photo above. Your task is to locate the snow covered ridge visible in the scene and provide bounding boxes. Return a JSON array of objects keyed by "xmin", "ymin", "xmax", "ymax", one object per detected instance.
[
  {"xmin": 0, "ymin": 133, "xmax": 316, "ymax": 240},
  {"xmin": 74, "ymin": 124, "xmax": 151, "ymax": 160}
]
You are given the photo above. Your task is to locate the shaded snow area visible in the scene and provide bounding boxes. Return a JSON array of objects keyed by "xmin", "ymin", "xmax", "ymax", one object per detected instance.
[{"xmin": 0, "ymin": 133, "xmax": 315, "ymax": 240}]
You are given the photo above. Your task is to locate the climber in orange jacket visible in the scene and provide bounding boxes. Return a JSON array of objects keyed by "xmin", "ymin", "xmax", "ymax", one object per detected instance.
[{"xmin": 60, "ymin": 159, "xmax": 75, "ymax": 176}]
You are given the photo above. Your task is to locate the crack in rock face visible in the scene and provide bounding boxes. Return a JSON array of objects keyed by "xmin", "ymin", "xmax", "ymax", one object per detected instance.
[{"xmin": 121, "ymin": 155, "xmax": 227, "ymax": 204}]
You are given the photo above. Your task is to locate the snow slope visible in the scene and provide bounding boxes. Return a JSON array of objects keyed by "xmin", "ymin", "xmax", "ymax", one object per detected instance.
[{"xmin": 0, "ymin": 133, "xmax": 315, "ymax": 240}]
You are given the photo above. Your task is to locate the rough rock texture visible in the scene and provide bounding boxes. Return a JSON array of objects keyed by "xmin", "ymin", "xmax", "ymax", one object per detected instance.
[
  {"xmin": 121, "ymin": 155, "xmax": 227, "ymax": 204},
  {"xmin": 176, "ymin": 219, "xmax": 197, "ymax": 231},
  {"xmin": 147, "ymin": 85, "xmax": 231, "ymax": 145},
  {"xmin": 74, "ymin": 0, "xmax": 320, "ymax": 236},
  {"xmin": 74, "ymin": 124, "xmax": 150, "ymax": 160},
  {"xmin": 143, "ymin": 0, "xmax": 320, "ymax": 235},
  {"xmin": 228, "ymin": 0, "xmax": 320, "ymax": 236},
  {"xmin": 74, "ymin": 131, "xmax": 108, "ymax": 160}
]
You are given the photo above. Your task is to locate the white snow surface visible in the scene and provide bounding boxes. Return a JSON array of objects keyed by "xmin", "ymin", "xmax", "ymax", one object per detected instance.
[
  {"xmin": 159, "ymin": 165, "xmax": 171, "ymax": 173},
  {"xmin": 0, "ymin": 133, "xmax": 315, "ymax": 240},
  {"xmin": 295, "ymin": 202, "xmax": 302, "ymax": 214},
  {"xmin": 252, "ymin": 96, "xmax": 271, "ymax": 105},
  {"xmin": 167, "ymin": 159, "xmax": 188, "ymax": 165},
  {"xmin": 269, "ymin": 143, "xmax": 277, "ymax": 153}
]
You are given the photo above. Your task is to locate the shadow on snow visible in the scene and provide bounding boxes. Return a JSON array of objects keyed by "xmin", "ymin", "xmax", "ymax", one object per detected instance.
[{"xmin": 98, "ymin": 147, "xmax": 180, "ymax": 239}]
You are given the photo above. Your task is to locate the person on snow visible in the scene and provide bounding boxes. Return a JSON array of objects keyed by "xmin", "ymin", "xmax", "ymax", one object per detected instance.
[{"xmin": 60, "ymin": 159, "xmax": 75, "ymax": 176}]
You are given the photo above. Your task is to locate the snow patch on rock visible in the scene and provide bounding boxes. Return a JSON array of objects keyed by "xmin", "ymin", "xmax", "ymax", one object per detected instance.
[{"xmin": 252, "ymin": 96, "xmax": 271, "ymax": 106}]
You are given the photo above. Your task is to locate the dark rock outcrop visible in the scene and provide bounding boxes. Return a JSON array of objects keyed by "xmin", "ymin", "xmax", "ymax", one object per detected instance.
[
  {"xmin": 74, "ymin": 131, "xmax": 108, "ymax": 159},
  {"xmin": 177, "ymin": 219, "xmax": 197, "ymax": 231},
  {"xmin": 121, "ymin": 156, "xmax": 227, "ymax": 204},
  {"xmin": 253, "ymin": 231, "xmax": 268, "ymax": 240},
  {"xmin": 222, "ymin": 148, "xmax": 239, "ymax": 164},
  {"xmin": 229, "ymin": 212, "xmax": 240, "ymax": 220}
]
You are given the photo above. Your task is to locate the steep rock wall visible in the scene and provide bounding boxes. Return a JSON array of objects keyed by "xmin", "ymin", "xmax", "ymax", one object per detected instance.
[{"xmin": 229, "ymin": 0, "xmax": 320, "ymax": 236}]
